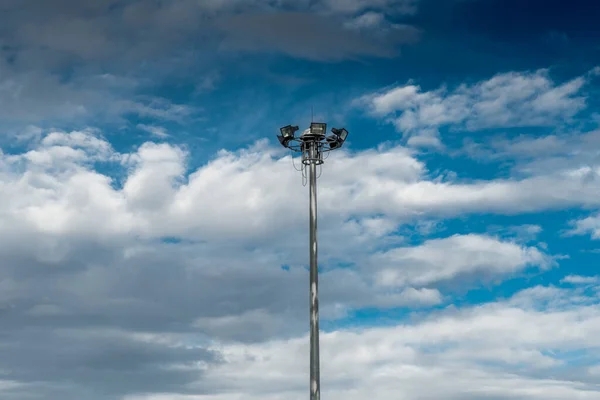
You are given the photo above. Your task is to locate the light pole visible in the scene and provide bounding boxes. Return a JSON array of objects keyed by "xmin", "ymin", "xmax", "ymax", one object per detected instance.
[{"xmin": 277, "ymin": 122, "xmax": 349, "ymax": 400}]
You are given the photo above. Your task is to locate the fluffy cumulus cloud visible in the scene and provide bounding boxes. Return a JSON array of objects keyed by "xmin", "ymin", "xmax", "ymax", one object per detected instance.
[
  {"xmin": 122, "ymin": 284, "xmax": 600, "ymax": 400},
  {"xmin": 6, "ymin": 128, "xmax": 600, "ymax": 247},
  {"xmin": 358, "ymin": 68, "xmax": 593, "ymax": 147},
  {"xmin": 2, "ymin": 126, "xmax": 594, "ymax": 398},
  {"xmin": 2, "ymin": 1, "xmax": 600, "ymax": 398},
  {"xmin": 371, "ymin": 234, "xmax": 554, "ymax": 287}
]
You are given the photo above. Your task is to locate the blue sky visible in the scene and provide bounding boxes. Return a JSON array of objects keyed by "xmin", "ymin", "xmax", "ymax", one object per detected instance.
[{"xmin": 1, "ymin": 0, "xmax": 600, "ymax": 399}]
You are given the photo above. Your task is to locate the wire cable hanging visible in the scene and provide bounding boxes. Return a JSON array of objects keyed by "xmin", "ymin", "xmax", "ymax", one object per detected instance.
[
  {"xmin": 302, "ymin": 166, "xmax": 307, "ymax": 186},
  {"xmin": 291, "ymin": 153, "xmax": 304, "ymax": 172}
]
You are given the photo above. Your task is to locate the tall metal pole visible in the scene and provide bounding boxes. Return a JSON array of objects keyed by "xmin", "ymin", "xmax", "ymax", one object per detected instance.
[
  {"xmin": 308, "ymin": 141, "xmax": 321, "ymax": 400},
  {"xmin": 278, "ymin": 123, "xmax": 348, "ymax": 400}
]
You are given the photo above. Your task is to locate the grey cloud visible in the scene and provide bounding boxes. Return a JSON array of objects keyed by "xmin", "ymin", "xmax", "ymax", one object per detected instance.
[
  {"xmin": 0, "ymin": 225, "xmax": 500, "ymax": 378},
  {"xmin": 0, "ymin": 328, "xmax": 216, "ymax": 398},
  {"xmin": 0, "ymin": 61, "xmax": 198, "ymax": 127},
  {"xmin": 0, "ymin": 240, "xmax": 288, "ymax": 397},
  {"xmin": 0, "ymin": 0, "xmax": 420, "ymax": 68},
  {"xmin": 215, "ymin": 12, "xmax": 421, "ymax": 61},
  {"xmin": 318, "ymin": 0, "xmax": 419, "ymax": 15},
  {"xmin": 0, "ymin": 0, "xmax": 421, "ymax": 131},
  {"xmin": 0, "ymin": 0, "xmax": 206, "ymax": 67},
  {"xmin": 1, "ymin": 129, "xmax": 583, "ymax": 398}
]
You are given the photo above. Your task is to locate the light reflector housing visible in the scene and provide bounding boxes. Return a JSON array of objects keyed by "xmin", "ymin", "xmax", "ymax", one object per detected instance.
[
  {"xmin": 329, "ymin": 127, "xmax": 349, "ymax": 149},
  {"xmin": 337, "ymin": 128, "xmax": 348, "ymax": 142},
  {"xmin": 309, "ymin": 122, "xmax": 327, "ymax": 137},
  {"xmin": 280, "ymin": 125, "xmax": 299, "ymax": 139}
]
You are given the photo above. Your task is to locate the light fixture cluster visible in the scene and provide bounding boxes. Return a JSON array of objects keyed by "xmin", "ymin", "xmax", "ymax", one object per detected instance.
[{"xmin": 277, "ymin": 122, "xmax": 349, "ymax": 153}]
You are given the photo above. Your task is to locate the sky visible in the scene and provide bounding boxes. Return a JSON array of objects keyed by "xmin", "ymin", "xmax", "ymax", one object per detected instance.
[{"xmin": 1, "ymin": 0, "xmax": 600, "ymax": 399}]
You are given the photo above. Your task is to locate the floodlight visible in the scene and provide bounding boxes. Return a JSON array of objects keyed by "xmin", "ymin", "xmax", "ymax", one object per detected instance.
[
  {"xmin": 280, "ymin": 125, "xmax": 299, "ymax": 139},
  {"xmin": 309, "ymin": 122, "xmax": 327, "ymax": 137},
  {"xmin": 331, "ymin": 127, "xmax": 348, "ymax": 142},
  {"xmin": 328, "ymin": 127, "xmax": 349, "ymax": 149},
  {"xmin": 336, "ymin": 128, "xmax": 348, "ymax": 142}
]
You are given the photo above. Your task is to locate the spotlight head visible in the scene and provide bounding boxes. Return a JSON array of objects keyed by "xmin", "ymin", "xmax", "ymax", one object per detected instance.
[
  {"xmin": 332, "ymin": 127, "xmax": 348, "ymax": 142},
  {"xmin": 280, "ymin": 125, "xmax": 299, "ymax": 139},
  {"xmin": 328, "ymin": 127, "xmax": 349, "ymax": 149},
  {"xmin": 309, "ymin": 122, "xmax": 327, "ymax": 137},
  {"xmin": 336, "ymin": 128, "xmax": 348, "ymax": 142}
]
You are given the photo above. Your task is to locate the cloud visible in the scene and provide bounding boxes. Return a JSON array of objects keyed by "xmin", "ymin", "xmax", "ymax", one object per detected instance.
[
  {"xmin": 371, "ymin": 234, "xmax": 553, "ymax": 287},
  {"xmin": 358, "ymin": 68, "xmax": 592, "ymax": 146},
  {"xmin": 137, "ymin": 124, "xmax": 170, "ymax": 138},
  {"xmin": 5, "ymin": 129, "xmax": 600, "ymax": 245},
  {"xmin": 0, "ymin": 131, "xmax": 570, "ymax": 333},
  {"xmin": 345, "ymin": 11, "xmax": 389, "ymax": 29},
  {"xmin": 0, "ymin": 328, "xmax": 217, "ymax": 399},
  {"xmin": 1, "ymin": 128, "xmax": 599, "ymax": 398},
  {"xmin": 1, "ymin": 0, "xmax": 213, "ymax": 68},
  {"xmin": 121, "ymin": 284, "xmax": 600, "ymax": 400},
  {"xmin": 2, "ymin": 3, "xmax": 599, "ymax": 399},
  {"xmin": 0, "ymin": 0, "xmax": 421, "ymax": 69},
  {"xmin": 318, "ymin": 0, "xmax": 419, "ymax": 15},
  {"xmin": 561, "ymin": 275, "xmax": 599, "ymax": 285},
  {"xmin": 0, "ymin": 64, "xmax": 198, "ymax": 128},
  {"xmin": 0, "ymin": 1, "xmax": 422, "ymax": 132},
  {"xmin": 459, "ymin": 125, "xmax": 600, "ymax": 170},
  {"xmin": 215, "ymin": 12, "xmax": 420, "ymax": 61},
  {"xmin": 569, "ymin": 213, "xmax": 600, "ymax": 239}
]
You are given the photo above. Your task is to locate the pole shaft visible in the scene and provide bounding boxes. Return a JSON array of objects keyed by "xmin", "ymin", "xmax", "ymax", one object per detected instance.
[{"xmin": 308, "ymin": 142, "xmax": 320, "ymax": 400}]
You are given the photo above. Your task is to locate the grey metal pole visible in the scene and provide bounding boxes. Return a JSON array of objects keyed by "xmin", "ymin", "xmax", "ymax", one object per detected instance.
[{"xmin": 308, "ymin": 141, "xmax": 321, "ymax": 400}]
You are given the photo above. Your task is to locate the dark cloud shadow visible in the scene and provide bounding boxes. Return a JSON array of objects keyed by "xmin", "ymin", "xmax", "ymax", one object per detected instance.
[{"xmin": 214, "ymin": 12, "xmax": 421, "ymax": 62}]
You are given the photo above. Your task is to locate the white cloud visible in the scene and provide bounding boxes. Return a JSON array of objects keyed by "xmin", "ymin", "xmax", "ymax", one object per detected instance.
[
  {"xmin": 0, "ymin": 130, "xmax": 568, "ymax": 319},
  {"xmin": 345, "ymin": 11, "xmax": 387, "ymax": 29},
  {"xmin": 570, "ymin": 213, "xmax": 600, "ymax": 239},
  {"xmin": 358, "ymin": 68, "xmax": 592, "ymax": 146},
  {"xmin": 136, "ymin": 124, "xmax": 170, "ymax": 138},
  {"xmin": 5, "ymin": 129, "xmax": 600, "ymax": 245},
  {"xmin": 121, "ymin": 284, "xmax": 600, "ymax": 400},
  {"xmin": 119, "ymin": 97, "xmax": 196, "ymax": 123},
  {"xmin": 344, "ymin": 10, "xmax": 418, "ymax": 36},
  {"xmin": 2, "ymin": 128, "xmax": 600, "ymax": 398},
  {"xmin": 371, "ymin": 234, "xmax": 553, "ymax": 287},
  {"xmin": 561, "ymin": 275, "xmax": 599, "ymax": 285},
  {"xmin": 0, "ymin": 130, "xmax": 568, "ymax": 338},
  {"xmin": 373, "ymin": 286, "xmax": 443, "ymax": 306},
  {"xmin": 2, "ymin": 3, "xmax": 598, "ymax": 398},
  {"xmin": 458, "ymin": 129, "xmax": 600, "ymax": 246}
]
